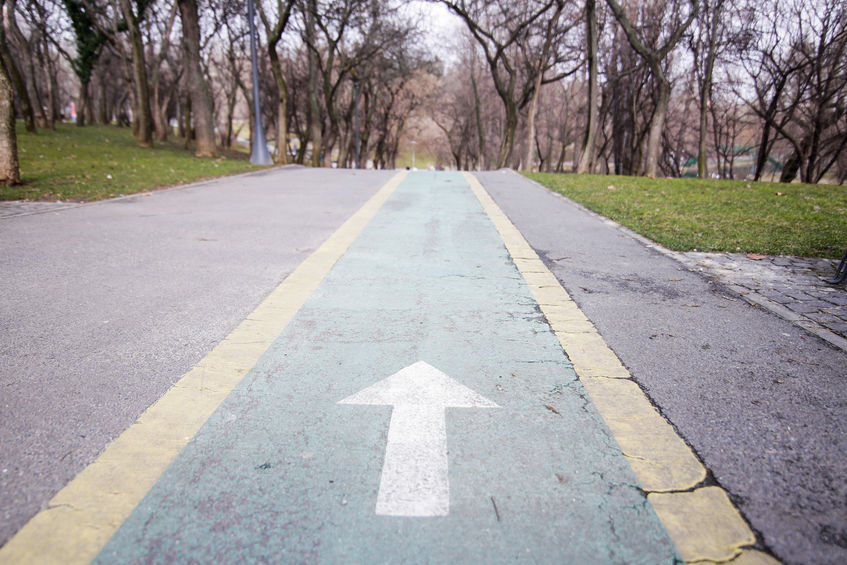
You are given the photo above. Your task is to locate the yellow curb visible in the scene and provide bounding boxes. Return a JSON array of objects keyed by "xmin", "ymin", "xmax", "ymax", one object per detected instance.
[
  {"xmin": 580, "ymin": 377, "xmax": 705, "ymax": 492},
  {"xmin": 723, "ymin": 549, "xmax": 782, "ymax": 565},
  {"xmin": 649, "ymin": 487, "xmax": 756, "ymax": 563},
  {"xmin": 554, "ymin": 338, "xmax": 630, "ymax": 379},
  {"xmin": 0, "ymin": 171, "xmax": 407, "ymax": 565},
  {"xmin": 513, "ymin": 257, "xmax": 548, "ymax": 272},
  {"xmin": 464, "ymin": 172, "xmax": 768, "ymax": 564}
]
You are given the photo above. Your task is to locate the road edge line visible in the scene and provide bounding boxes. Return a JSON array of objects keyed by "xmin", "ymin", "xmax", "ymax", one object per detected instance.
[
  {"xmin": 0, "ymin": 170, "xmax": 408, "ymax": 565},
  {"xmin": 463, "ymin": 172, "xmax": 778, "ymax": 565}
]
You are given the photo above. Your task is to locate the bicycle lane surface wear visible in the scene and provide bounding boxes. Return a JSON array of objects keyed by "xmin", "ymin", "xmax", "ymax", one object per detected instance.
[{"xmin": 94, "ymin": 171, "xmax": 675, "ymax": 562}]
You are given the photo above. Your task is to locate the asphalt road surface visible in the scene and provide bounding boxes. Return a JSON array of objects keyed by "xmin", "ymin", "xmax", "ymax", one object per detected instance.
[
  {"xmin": 1, "ymin": 168, "xmax": 845, "ymax": 564},
  {"xmin": 0, "ymin": 168, "xmax": 393, "ymax": 547},
  {"xmin": 480, "ymin": 170, "xmax": 847, "ymax": 565}
]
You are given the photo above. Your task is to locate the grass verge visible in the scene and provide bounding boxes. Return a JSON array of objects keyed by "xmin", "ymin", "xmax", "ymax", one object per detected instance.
[
  {"xmin": 524, "ymin": 172, "xmax": 847, "ymax": 259},
  {"xmin": 1, "ymin": 122, "xmax": 268, "ymax": 202}
]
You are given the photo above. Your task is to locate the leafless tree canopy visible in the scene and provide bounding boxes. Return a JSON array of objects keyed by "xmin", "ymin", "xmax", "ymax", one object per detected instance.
[{"xmin": 0, "ymin": 0, "xmax": 844, "ymax": 182}]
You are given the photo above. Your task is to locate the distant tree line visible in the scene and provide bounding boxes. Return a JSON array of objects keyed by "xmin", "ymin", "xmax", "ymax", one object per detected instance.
[
  {"xmin": 431, "ymin": 0, "xmax": 846, "ymax": 183},
  {"xmin": 0, "ymin": 0, "xmax": 844, "ymax": 185}
]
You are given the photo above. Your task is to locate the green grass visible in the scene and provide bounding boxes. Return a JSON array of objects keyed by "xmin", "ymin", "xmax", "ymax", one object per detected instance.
[
  {"xmin": 525, "ymin": 172, "xmax": 847, "ymax": 258},
  {"xmin": 2, "ymin": 122, "xmax": 267, "ymax": 202}
]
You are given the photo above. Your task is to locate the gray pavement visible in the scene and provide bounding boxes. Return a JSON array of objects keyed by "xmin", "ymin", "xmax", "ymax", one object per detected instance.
[
  {"xmin": 480, "ymin": 170, "xmax": 847, "ymax": 565},
  {"xmin": 1, "ymin": 168, "xmax": 845, "ymax": 564},
  {"xmin": 0, "ymin": 167, "xmax": 394, "ymax": 547}
]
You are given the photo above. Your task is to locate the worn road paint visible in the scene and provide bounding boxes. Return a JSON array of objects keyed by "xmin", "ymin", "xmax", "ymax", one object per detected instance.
[
  {"xmin": 0, "ymin": 171, "xmax": 408, "ymax": 565},
  {"xmin": 464, "ymin": 172, "xmax": 769, "ymax": 564},
  {"xmin": 339, "ymin": 360, "xmax": 499, "ymax": 517}
]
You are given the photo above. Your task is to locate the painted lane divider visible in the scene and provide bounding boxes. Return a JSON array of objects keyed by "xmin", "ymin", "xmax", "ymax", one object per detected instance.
[
  {"xmin": 0, "ymin": 171, "xmax": 408, "ymax": 565},
  {"xmin": 338, "ymin": 361, "xmax": 499, "ymax": 517},
  {"xmin": 464, "ymin": 172, "xmax": 779, "ymax": 565}
]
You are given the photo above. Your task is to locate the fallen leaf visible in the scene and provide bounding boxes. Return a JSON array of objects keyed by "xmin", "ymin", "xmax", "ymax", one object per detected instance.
[
  {"xmin": 544, "ymin": 405, "xmax": 561, "ymax": 416},
  {"xmin": 747, "ymin": 253, "xmax": 767, "ymax": 260},
  {"xmin": 669, "ymin": 277, "xmax": 682, "ymax": 281}
]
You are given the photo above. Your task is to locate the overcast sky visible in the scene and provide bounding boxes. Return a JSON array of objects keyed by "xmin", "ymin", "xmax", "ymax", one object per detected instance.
[{"xmin": 409, "ymin": 1, "xmax": 463, "ymax": 67}]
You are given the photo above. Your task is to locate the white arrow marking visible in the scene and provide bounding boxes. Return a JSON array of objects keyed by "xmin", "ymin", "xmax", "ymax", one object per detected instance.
[{"xmin": 338, "ymin": 361, "xmax": 499, "ymax": 517}]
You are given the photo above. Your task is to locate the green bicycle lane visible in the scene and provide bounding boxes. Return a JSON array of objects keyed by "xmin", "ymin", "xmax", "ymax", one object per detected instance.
[{"xmin": 93, "ymin": 170, "xmax": 675, "ymax": 563}]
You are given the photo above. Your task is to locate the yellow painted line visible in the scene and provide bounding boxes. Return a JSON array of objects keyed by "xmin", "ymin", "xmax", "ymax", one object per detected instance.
[
  {"xmin": 0, "ymin": 170, "xmax": 408, "ymax": 565},
  {"xmin": 464, "ymin": 172, "xmax": 772, "ymax": 564}
]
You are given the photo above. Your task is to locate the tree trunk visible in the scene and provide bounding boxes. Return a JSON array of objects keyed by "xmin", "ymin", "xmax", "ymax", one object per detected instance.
[
  {"xmin": 696, "ymin": 3, "xmax": 720, "ymax": 178},
  {"xmin": 184, "ymin": 92, "xmax": 192, "ymax": 150},
  {"xmin": 270, "ymin": 65, "xmax": 289, "ymax": 164},
  {"xmin": 0, "ymin": 1, "xmax": 35, "ymax": 134},
  {"xmin": 257, "ymin": 0, "xmax": 293, "ymax": 164},
  {"xmin": 753, "ymin": 122, "xmax": 772, "ymax": 182},
  {"xmin": 32, "ymin": 17, "xmax": 56, "ymax": 129},
  {"xmin": 223, "ymin": 87, "xmax": 237, "ymax": 147},
  {"xmin": 496, "ymin": 97, "xmax": 517, "ymax": 169},
  {"xmin": 177, "ymin": 0, "xmax": 217, "ymax": 157},
  {"xmin": 7, "ymin": 0, "xmax": 47, "ymax": 129},
  {"xmin": 643, "ymin": 73, "xmax": 671, "ymax": 177},
  {"xmin": 576, "ymin": 0, "xmax": 598, "ymax": 174},
  {"xmin": 0, "ymin": 50, "xmax": 20, "ymax": 185},
  {"xmin": 555, "ymin": 122, "xmax": 568, "ymax": 172},
  {"xmin": 471, "ymin": 70, "xmax": 485, "ymax": 170},
  {"xmin": 151, "ymin": 2, "xmax": 177, "ymax": 140},
  {"xmin": 306, "ymin": 6, "xmax": 322, "ymax": 167},
  {"xmin": 605, "ymin": 0, "xmax": 698, "ymax": 177},
  {"xmin": 236, "ymin": 78, "xmax": 254, "ymax": 148},
  {"xmin": 98, "ymin": 77, "xmax": 108, "ymax": 124},
  {"xmin": 77, "ymin": 81, "xmax": 89, "ymax": 126},
  {"xmin": 41, "ymin": 34, "xmax": 58, "ymax": 128},
  {"xmin": 697, "ymin": 85, "xmax": 710, "ymax": 178},
  {"xmin": 120, "ymin": 0, "xmax": 153, "ymax": 146},
  {"xmin": 524, "ymin": 72, "xmax": 544, "ymax": 172},
  {"xmin": 152, "ymin": 84, "xmax": 167, "ymax": 141}
]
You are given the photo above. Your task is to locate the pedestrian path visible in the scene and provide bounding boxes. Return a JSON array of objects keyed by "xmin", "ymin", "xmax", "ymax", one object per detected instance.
[{"xmin": 1, "ymin": 171, "xmax": 774, "ymax": 563}]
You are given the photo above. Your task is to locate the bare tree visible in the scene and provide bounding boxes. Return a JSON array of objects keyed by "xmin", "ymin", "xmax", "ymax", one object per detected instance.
[
  {"xmin": 440, "ymin": 0, "xmax": 575, "ymax": 169},
  {"xmin": 576, "ymin": 0, "xmax": 599, "ymax": 173},
  {"xmin": 0, "ymin": 0, "xmax": 19, "ymax": 185},
  {"xmin": 149, "ymin": 1, "xmax": 179, "ymax": 141},
  {"xmin": 7, "ymin": 0, "xmax": 49, "ymax": 128},
  {"xmin": 119, "ymin": 0, "xmax": 155, "ymax": 145},
  {"xmin": 258, "ymin": 0, "xmax": 295, "ymax": 163},
  {"xmin": 689, "ymin": 0, "xmax": 729, "ymax": 178},
  {"xmin": 605, "ymin": 0, "xmax": 699, "ymax": 177},
  {"xmin": 0, "ymin": 0, "xmax": 36, "ymax": 133},
  {"xmin": 772, "ymin": 0, "xmax": 847, "ymax": 183},
  {"xmin": 738, "ymin": 0, "xmax": 805, "ymax": 181},
  {"xmin": 523, "ymin": 1, "xmax": 568, "ymax": 171},
  {"xmin": 177, "ymin": 0, "xmax": 217, "ymax": 156}
]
